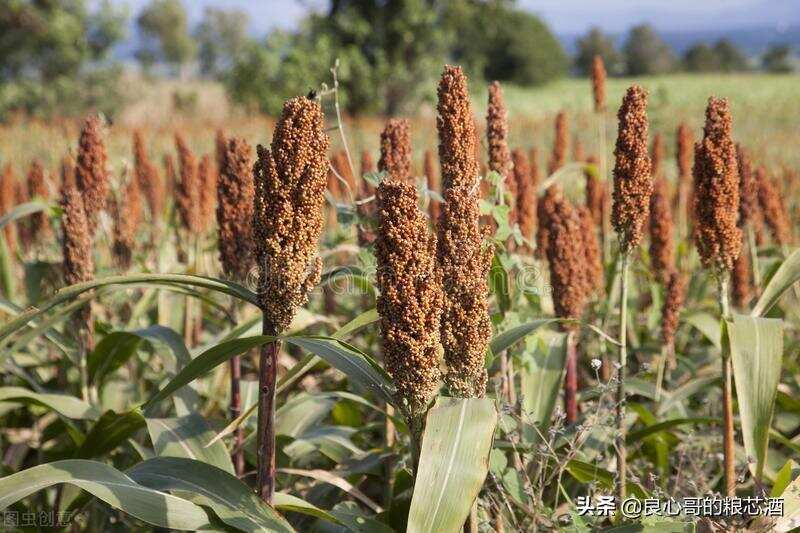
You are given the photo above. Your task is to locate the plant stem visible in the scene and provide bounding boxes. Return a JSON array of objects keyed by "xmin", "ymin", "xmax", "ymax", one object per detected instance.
[
  {"xmin": 229, "ymin": 302, "xmax": 244, "ymax": 476},
  {"xmin": 748, "ymin": 226, "xmax": 760, "ymax": 288},
  {"xmin": 564, "ymin": 331, "xmax": 578, "ymax": 423},
  {"xmin": 615, "ymin": 252, "xmax": 630, "ymax": 503},
  {"xmin": 717, "ymin": 271, "xmax": 736, "ymax": 496},
  {"xmin": 256, "ymin": 317, "xmax": 280, "ymax": 503}
]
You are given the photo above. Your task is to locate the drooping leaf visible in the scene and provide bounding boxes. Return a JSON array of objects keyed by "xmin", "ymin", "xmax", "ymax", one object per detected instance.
[
  {"xmin": 0, "ymin": 387, "xmax": 99, "ymax": 420},
  {"xmin": 0, "ymin": 460, "xmax": 210, "ymax": 530},
  {"xmin": 75, "ymin": 409, "xmax": 146, "ymax": 459},
  {"xmin": 146, "ymin": 413, "xmax": 235, "ymax": 475},
  {"xmin": 519, "ymin": 330, "xmax": 568, "ymax": 442},
  {"xmin": 565, "ymin": 459, "xmax": 647, "ymax": 499},
  {"xmin": 407, "ymin": 397, "xmax": 497, "ymax": 533},
  {"xmin": 726, "ymin": 314, "xmax": 783, "ymax": 480},
  {"xmin": 87, "ymin": 332, "xmax": 142, "ymax": 385},
  {"xmin": 752, "ymin": 248, "xmax": 800, "ymax": 317}
]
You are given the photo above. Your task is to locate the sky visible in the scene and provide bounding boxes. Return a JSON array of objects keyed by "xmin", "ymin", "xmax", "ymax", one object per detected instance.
[{"xmin": 112, "ymin": 0, "xmax": 800, "ymax": 36}]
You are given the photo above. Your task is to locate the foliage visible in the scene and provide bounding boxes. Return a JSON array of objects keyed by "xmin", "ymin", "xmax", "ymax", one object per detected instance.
[
  {"xmin": 623, "ymin": 24, "xmax": 676, "ymax": 75},
  {"xmin": 136, "ymin": 0, "xmax": 196, "ymax": 75},
  {"xmin": 195, "ymin": 7, "xmax": 250, "ymax": 78},
  {"xmin": 762, "ymin": 44, "xmax": 794, "ymax": 73},
  {"xmin": 683, "ymin": 39, "xmax": 749, "ymax": 72},
  {"xmin": 575, "ymin": 27, "xmax": 624, "ymax": 75}
]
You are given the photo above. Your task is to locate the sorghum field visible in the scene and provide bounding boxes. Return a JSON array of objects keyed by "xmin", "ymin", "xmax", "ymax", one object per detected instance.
[{"xmin": 2, "ymin": 66, "xmax": 800, "ymax": 533}]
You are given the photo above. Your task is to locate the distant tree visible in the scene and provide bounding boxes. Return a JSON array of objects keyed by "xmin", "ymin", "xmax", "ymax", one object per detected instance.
[
  {"xmin": 714, "ymin": 39, "xmax": 748, "ymax": 71},
  {"xmin": 762, "ymin": 44, "xmax": 793, "ymax": 73},
  {"xmin": 575, "ymin": 27, "xmax": 623, "ymax": 75},
  {"xmin": 195, "ymin": 8, "xmax": 249, "ymax": 78},
  {"xmin": 623, "ymin": 24, "xmax": 676, "ymax": 75},
  {"xmin": 0, "ymin": 0, "xmax": 128, "ymax": 118},
  {"xmin": 136, "ymin": 0, "xmax": 196, "ymax": 75},
  {"xmin": 683, "ymin": 43, "xmax": 721, "ymax": 72}
]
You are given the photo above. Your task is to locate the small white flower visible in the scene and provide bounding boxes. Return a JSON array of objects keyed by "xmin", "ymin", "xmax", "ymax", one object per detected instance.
[{"xmin": 591, "ymin": 358, "xmax": 602, "ymax": 370}]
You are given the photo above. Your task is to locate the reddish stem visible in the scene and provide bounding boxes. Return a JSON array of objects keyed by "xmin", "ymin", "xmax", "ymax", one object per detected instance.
[{"xmin": 256, "ymin": 318, "xmax": 279, "ymax": 503}]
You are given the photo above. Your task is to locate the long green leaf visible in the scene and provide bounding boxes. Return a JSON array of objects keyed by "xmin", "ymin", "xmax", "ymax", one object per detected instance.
[
  {"xmin": 146, "ymin": 413, "xmax": 235, "ymax": 475},
  {"xmin": 0, "ymin": 460, "xmax": 210, "ymax": 529},
  {"xmin": 87, "ymin": 332, "xmax": 142, "ymax": 385},
  {"xmin": 0, "ymin": 387, "xmax": 99, "ymax": 420},
  {"xmin": 565, "ymin": 459, "xmax": 647, "ymax": 499},
  {"xmin": 75, "ymin": 409, "xmax": 147, "ymax": 459},
  {"xmin": 752, "ymin": 248, "xmax": 800, "ymax": 316},
  {"xmin": 407, "ymin": 397, "xmax": 497, "ymax": 533},
  {"xmin": 0, "ymin": 200, "xmax": 52, "ymax": 230},
  {"xmin": 726, "ymin": 314, "xmax": 783, "ymax": 480},
  {"xmin": 519, "ymin": 330, "xmax": 568, "ymax": 442},
  {"xmin": 128, "ymin": 457, "xmax": 293, "ymax": 532}
]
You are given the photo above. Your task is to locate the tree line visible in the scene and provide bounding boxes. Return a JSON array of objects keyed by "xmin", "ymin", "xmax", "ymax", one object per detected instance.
[{"xmin": 0, "ymin": 0, "xmax": 796, "ymax": 118}]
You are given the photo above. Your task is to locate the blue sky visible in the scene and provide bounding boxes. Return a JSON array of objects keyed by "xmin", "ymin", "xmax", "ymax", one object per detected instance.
[{"xmin": 113, "ymin": 0, "xmax": 800, "ymax": 35}]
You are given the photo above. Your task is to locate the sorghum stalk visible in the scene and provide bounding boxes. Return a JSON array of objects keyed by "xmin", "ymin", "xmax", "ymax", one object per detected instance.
[
  {"xmin": 611, "ymin": 85, "xmax": 653, "ymax": 501},
  {"xmin": 436, "ymin": 66, "xmax": 492, "ymax": 399},
  {"xmin": 216, "ymin": 137, "xmax": 254, "ymax": 475},
  {"xmin": 693, "ymin": 96, "xmax": 741, "ymax": 496},
  {"xmin": 252, "ymin": 96, "xmax": 329, "ymax": 502}
]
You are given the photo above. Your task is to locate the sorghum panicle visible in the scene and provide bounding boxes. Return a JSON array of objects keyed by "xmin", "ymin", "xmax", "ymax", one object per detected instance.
[
  {"xmin": 424, "ymin": 149, "xmax": 440, "ymax": 224},
  {"xmin": 649, "ymin": 176, "xmax": 675, "ymax": 284},
  {"xmin": 735, "ymin": 144, "xmax": 758, "ymax": 227},
  {"xmin": 546, "ymin": 194, "xmax": 589, "ymax": 322},
  {"xmin": 591, "ymin": 55, "xmax": 607, "ymax": 113},
  {"xmin": 133, "ymin": 131, "xmax": 163, "ymax": 224},
  {"xmin": 585, "ymin": 155, "xmax": 605, "ymax": 225},
  {"xmin": 661, "ymin": 270, "xmax": 687, "ymax": 348},
  {"xmin": 693, "ymin": 97, "xmax": 741, "ymax": 271},
  {"xmin": 111, "ymin": 171, "xmax": 142, "ymax": 269},
  {"xmin": 573, "ymin": 138, "xmax": 585, "ymax": 163},
  {"xmin": 612, "ymin": 85, "xmax": 652, "ymax": 254},
  {"xmin": 174, "ymin": 133, "xmax": 201, "ymax": 234},
  {"xmin": 536, "ymin": 186, "xmax": 560, "ymax": 260},
  {"xmin": 198, "ymin": 154, "xmax": 217, "ymax": 232},
  {"xmin": 486, "ymin": 81, "xmax": 513, "ymax": 183},
  {"xmin": 651, "ymin": 132, "xmax": 665, "ymax": 178},
  {"xmin": 756, "ymin": 166, "xmax": 792, "ymax": 246},
  {"xmin": 379, "ymin": 119, "xmax": 413, "ymax": 183},
  {"xmin": 437, "ymin": 66, "xmax": 480, "ymax": 191},
  {"xmin": 731, "ymin": 247, "xmax": 752, "ymax": 309},
  {"xmin": 217, "ymin": 137, "xmax": 254, "ymax": 281},
  {"xmin": 375, "ymin": 179, "xmax": 443, "ymax": 417},
  {"xmin": 577, "ymin": 205, "xmax": 604, "ymax": 296},
  {"xmin": 512, "ymin": 148, "xmax": 535, "ymax": 249},
  {"xmin": 253, "ymin": 96, "xmax": 330, "ymax": 334},
  {"xmin": 75, "ymin": 115, "xmax": 109, "ymax": 236},
  {"xmin": 61, "ymin": 159, "xmax": 94, "ymax": 286},
  {"xmin": 548, "ymin": 111, "xmax": 569, "ymax": 175},
  {"xmin": 27, "ymin": 160, "xmax": 52, "ymax": 243}
]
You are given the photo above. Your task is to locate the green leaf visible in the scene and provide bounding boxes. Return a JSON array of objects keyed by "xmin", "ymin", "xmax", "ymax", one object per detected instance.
[
  {"xmin": 726, "ymin": 314, "xmax": 783, "ymax": 480},
  {"xmin": 0, "ymin": 233, "xmax": 15, "ymax": 298},
  {"xmin": 75, "ymin": 409, "xmax": 146, "ymax": 459},
  {"xmin": 272, "ymin": 492, "xmax": 344, "ymax": 526},
  {"xmin": 519, "ymin": 330, "xmax": 568, "ymax": 443},
  {"xmin": 626, "ymin": 417, "xmax": 718, "ymax": 444},
  {"xmin": 683, "ymin": 312, "xmax": 722, "ymax": 350},
  {"xmin": 490, "ymin": 319, "xmax": 558, "ymax": 355},
  {"xmin": 0, "ymin": 200, "xmax": 52, "ymax": 230},
  {"xmin": 656, "ymin": 375, "xmax": 722, "ymax": 416},
  {"xmin": 773, "ymin": 470, "xmax": 800, "ymax": 531},
  {"xmin": 490, "ymin": 252, "xmax": 511, "ymax": 316},
  {"xmin": 146, "ymin": 413, "xmax": 235, "ymax": 475},
  {"xmin": 752, "ymin": 248, "xmax": 800, "ymax": 316},
  {"xmin": 0, "ymin": 387, "xmax": 100, "ymax": 420},
  {"xmin": 128, "ymin": 457, "xmax": 294, "ymax": 532},
  {"xmin": 565, "ymin": 459, "xmax": 647, "ymax": 499},
  {"xmin": 0, "ymin": 460, "xmax": 210, "ymax": 529},
  {"xmin": 87, "ymin": 332, "xmax": 142, "ymax": 385},
  {"xmin": 407, "ymin": 397, "xmax": 498, "ymax": 533}
]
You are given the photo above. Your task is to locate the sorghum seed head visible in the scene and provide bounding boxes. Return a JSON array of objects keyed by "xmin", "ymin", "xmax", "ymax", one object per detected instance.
[
  {"xmin": 612, "ymin": 85, "xmax": 652, "ymax": 254},
  {"xmin": 198, "ymin": 154, "xmax": 217, "ymax": 232},
  {"xmin": 591, "ymin": 55, "xmax": 607, "ymax": 112},
  {"xmin": 375, "ymin": 179, "xmax": 443, "ymax": 417},
  {"xmin": 27, "ymin": 160, "xmax": 52, "ymax": 243},
  {"xmin": 437, "ymin": 66, "xmax": 480, "ymax": 190},
  {"xmin": 217, "ymin": 137, "xmax": 254, "ymax": 281},
  {"xmin": 486, "ymin": 81, "xmax": 513, "ymax": 183},
  {"xmin": 111, "ymin": 169, "xmax": 141, "ymax": 269},
  {"xmin": 649, "ymin": 176, "xmax": 675, "ymax": 284},
  {"xmin": 253, "ymin": 96, "xmax": 330, "ymax": 334},
  {"xmin": 573, "ymin": 137, "xmax": 585, "ymax": 163},
  {"xmin": 333, "ymin": 150, "xmax": 355, "ymax": 193},
  {"xmin": 61, "ymin": 164, "xmax": 94, "ymax": 285},
  {"xmin": 735, "ymin": 144, "xmax": 758, "ymax": 227},
  {"xmin": 548, "ymin": 111, "xmax": 569, "ymax": 175},
  {"xmin": 536, "ymin": 186, "xmax": 560, "ymax": 260},
  {"xmin": 133, "ymin": 130, "xmax": 164, "ymax": 224},
  {"xmin": 361, "ymin": 149, "xmax": 375, "ymax": 177},
  {"xmin": 693, "ymin": 97, "xmax": 742, "ymax": 272},
  {"xmin": 756, "ymin": 166, "xmax": 792, "ymax": 246},
  {"xmin": 585, "ymin": 155, "xmax": 604, "ymax": 226},
  {"xmin": 512, "ymin": 148, "xmax": 535, "ymax": 249},
  {"xmin": 174, "ymin": 133, "xmax": 201, "ymax": 234},
  {"xmin": 529, "ymin": 147, "xmax": 541, "ymax": 191},
  {"xmin": 577, "ymin": 205, "xmax": 604, "ymax": 296},
  {"xmin": 379, "ymin": 119, "xmax": 412, "ymax": 183},
  {"xmin": 424, "ymin": 149, "xmax": 440, "ymax": 224},
  {"xmin": 546, "ymin": 194, "xmax": 589, "ymax": 323},
  {"xmin": 215, "ymin": 129, "xmax": 228, "ymax": 172},
  {"xmin": 75, "ymin": 115, "xmax": 109, "ymax": 236},
  {"xmin": 163, "ymin": 153, "xmax": 176, "ymax": 198},
  {"xmin": 437, "ymin": 185, "xmax": 492, "ymax": 398},
  {"xmin": 651, "ymin": 132, "xmax": 665, "ymax": 178},
  {"xmin": 731, "ymin": 245, "xmax": 752, "ymax": 309},
  {"xmin": 676, "ymin": 123, "xmax": 693, "ymax": 180},
  {"xmin": 661, "ymin": 270, "xmax": 686, "ymax": 347}
]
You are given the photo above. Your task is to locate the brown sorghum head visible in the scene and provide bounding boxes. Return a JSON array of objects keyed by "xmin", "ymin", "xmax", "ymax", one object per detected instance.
[
  {"xmin": 735, "ymin": 144, "xmax": 758, "ymax": 227},
  {"xmin": 585, "ymin": 155, "xmax": 604, "ymax": 225},
  {"xmin": 693, "ymin": 97, "xmax": 741, "ymax": 272},
  {"xmin": 649, "ymin": 176, "xmax": 675, "ymax": 284},
  {"xmin": 133, "ymin": 131, "xmax": 164, "ymax": 224},
  {"xmin": 61, "ymin": 167, "xmax": 94, "ymax": 285},
  {"xmin": 577, "ymin": 204, "xmax": 604, "ymax": 296},
  {"xmin": 379, "ymin": 118, "xmax": 412, "ymax": 183},
  {"xmin": 486, "ymin": 81, "xmax": 513, "ymax": 183},
  {"xmin": 333, "ymin": 150, "xmax": 356, "ymax": 194},
  {"xmin": 437, "ymin": 185, "xmax": 492, "ymax": 398},
  {"xmin": 198, "ymin": 154, "xmax": 217, "ymax": 232},
  {"xmin": 612, "ymin": 85, "xmax": 652, "ymax": 254},
  {"xmin": 536, "ymin": 185, "xmax": 560, "ymax": 260},
  {"xmin": 756, "ymin": 166, "xmax": 792, "ymax": 246},
  {"xmin": 529, "ymin": 147, "xmax": 541, "ymax": 191},
  {"xmin": 163, "ymin": 153, "xmax": 176, "ymax": 197},
  {"xmin": 437, "ymin": 66, "xmax": 480, "ymax": 190},
  {"xmin": 174, "ymin": 133, "xmax": 201, "ymax": 234},
  {"xmin": 215, "ymin": 129, "xmax": 228, "ymax": 172},
  {"xmin": 548, "ymin": 111, "xmax": 569, "ymax": 175},
  {"xmin": 26, "ymin": 160, "xmax": 52, "ymax": 243},
  {"xmin": 375, "ymin": 179, "xmax": 443, "ymax": 417},
  {"xmin": 217, "ymin": 137, "xmax": 254, "ymax": 281},
  {"xmin": 573, "ymin": 137, "xmax": 585, "ymax": 163},
  {"xmin": 661, "ymin": 270, "xmax": 686, "ymax": 348},
  {"xmin": 731, "ymin": 244, "xmax": 752, "ymax": 309},
  {"xmin": 677, "ymin": 123, "xmax": 693, "ymax": 180},
  {"xmin": 424, "ymin": 149, "xmax": 440, "ymax": 224},
  {"xmin": 512, "ymin": 148, "xmax": 535, "ymax": 249},
  {"xmin": 111, "ymin": 170, "xmax": 142, "ymax": 269},
  {"xmin": 591, "ymin": 55, "xmax": 607, "ymax": 113},
  {"xmin": 651, "ymin": 132, "xmax": 665, "ymax": 178},
  {"xmin": 75, "ymin": 115, "xmax": 109, "ymax": 236},
  {"xmin": 0, "ymin": 164, "xmax": 17, "ymax": 249},
  {"xmin": 253, "ymin": 96, "xmax": 330, "ymax": 333},
  {"xmin": 361, "ymin": 149, "xmax": 375, "ymax": 176},
  {"xmin": 546, "ymin": 194, "xmax": 589, "ymax": 323}
]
